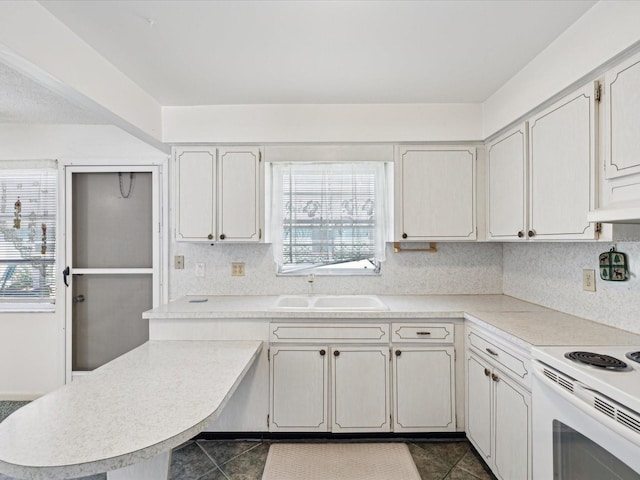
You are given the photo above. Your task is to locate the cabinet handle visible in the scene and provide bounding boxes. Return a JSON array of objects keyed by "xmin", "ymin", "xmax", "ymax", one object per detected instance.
[
  {"xmin": 395, "ymin": 350, "xmax": 402, "ymax": 356},
  {"xmin": 220, "ymin": 233, "xmax": 226, "ymax": 240},
  {"xmin": 402, "ymin": 233, "xmax": 408, "ymax": 239},
  {"xmin": 416, "ymin": 331, "xmax": 431, "ymax": 336},
  {"xmin": 207, "ymin": 234, "xmax": 214, "ymax": 240},
  {"xmin": 333, "ymin": 350, "xmax": 340, "ymax": 357},
  {"xmin": 491, "ymin": 373, "xmax": 499, "ymax": 382},
  {"xmin": 528, "ymin": 230, "xmax": 536, "ymax": 238},
  {"xmin": 319, "ymin": 349, "xmax": 326, "ymax": 356},
  {"xmin": 484, "ymin": 368, "xmax": 490, "ymax": 377},
  {"xmin": 486, "ymin": 348, "xmax": 498, "ymax": 356},
  {"xmin": 517, "ymin": 231, "xmax": 524, "ymax": 238}
]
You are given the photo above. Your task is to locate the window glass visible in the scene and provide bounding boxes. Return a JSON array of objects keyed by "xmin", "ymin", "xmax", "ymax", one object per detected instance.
[
  {"xmin": 271, "ymin": 162, "xmax": 387, "ymax": 274},
  {"xmin": 0, "ymin": 168, "xmax": 57, "ymax": 302}
]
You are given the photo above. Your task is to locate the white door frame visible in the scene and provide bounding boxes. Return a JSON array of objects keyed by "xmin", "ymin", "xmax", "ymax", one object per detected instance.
[{"xmin": 59, "ymin": 160, "xmax": 168, "ymax": 383}]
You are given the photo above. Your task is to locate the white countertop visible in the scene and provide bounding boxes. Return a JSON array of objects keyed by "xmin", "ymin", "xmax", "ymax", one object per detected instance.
[
  {"xmin": 0, "ymin": 340, "xmax": 262, "ymax": 479},
  {"xmin": 143, "ymin": 294, "xmax": 640, "ymax": 349}
]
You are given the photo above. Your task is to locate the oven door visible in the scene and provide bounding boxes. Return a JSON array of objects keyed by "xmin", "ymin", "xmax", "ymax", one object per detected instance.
[{"xmin": 532, "ymin": 361, "xmax": 640, "ymax": 480}]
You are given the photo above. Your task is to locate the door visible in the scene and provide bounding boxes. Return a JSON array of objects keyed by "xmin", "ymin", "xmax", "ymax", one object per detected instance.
[
  {"xmin": 331, "ymin": 346, "xmax": 390, "ymax": 433},
  {"xmin": 269, "ymin": 346, "xmax": 329, "ymax": 432},
  {"xmin": 64, "ymin": 166, "xmax": 162, "ymax": 381},
  {"xmin": 393, "ymin": 346, "xmax": 455, "ymax": 432},
  {"xmin": 217, "ymin": 147, "xmax": 261, "ymax": 242},
  {"xmin": 466, "ymin": 353, "xmax": 492, "ymax": 461},
  {"xmin": 396, "ymin": 146, "xmax": 476, "ymax": 240},
  {"xmin": 493, "ymin": 370, "xmax": 532, "ymax": 480},
  {"xmin": 487, "ymin": 124, "xmax": 528, "ymax": 240},
  {"xmin": 175, "ymin": 147, "xmax": 216, "ymax": 241},
  {"xmin": 528, "ymin": 82, "xmax": 597, "ymax": 240}
]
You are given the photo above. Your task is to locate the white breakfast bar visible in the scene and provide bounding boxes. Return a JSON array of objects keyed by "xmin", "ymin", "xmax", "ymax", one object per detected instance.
[{"xmin": 0, "ymin": 340, "xmax": 262, "ymax": 480}]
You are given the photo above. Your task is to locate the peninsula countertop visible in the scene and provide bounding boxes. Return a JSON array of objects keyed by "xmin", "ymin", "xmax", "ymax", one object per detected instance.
[
  {"xmin": 143, "ymin": 295, "xmax": 640, "ymax": 349},
  {"xmin": 0, "ymin": 340, "xmax": 262, "ymax": 480}
]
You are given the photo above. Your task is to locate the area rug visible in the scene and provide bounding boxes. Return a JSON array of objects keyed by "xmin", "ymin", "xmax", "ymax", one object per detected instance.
[{"xmin": 261, "ymin": 443, "xmax": 421, "ymax": 480}]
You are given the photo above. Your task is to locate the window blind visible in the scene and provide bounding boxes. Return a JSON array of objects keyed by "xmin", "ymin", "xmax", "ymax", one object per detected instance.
[
  {"xmin": 272, "ymin": 162, "xmax": 386, "ymax": 273},
  {"xmin": 0, "ymin": 169, "xmax": 57, "ymax": 300}
]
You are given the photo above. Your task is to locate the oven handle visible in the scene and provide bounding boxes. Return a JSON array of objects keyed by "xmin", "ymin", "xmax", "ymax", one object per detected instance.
[{"xmin": 532, "ymin": 362, "xmax": 640, "ymax": 446}]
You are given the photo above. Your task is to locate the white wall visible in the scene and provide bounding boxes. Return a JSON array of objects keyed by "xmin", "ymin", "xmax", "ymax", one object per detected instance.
[
  {"xmin": 0, "ymin": 124, "xmax": 166, "ymax": 399},
  {"xmin": 503, "ymin": 241, "xmax": 640, "ymax": 335},
  {"xmin": 162, "ymin": 103, "xmax": 483, "ymax": 143},
  {"xmin": 483, "ymin": 1, "xmax": 640, "ymax": 138}
]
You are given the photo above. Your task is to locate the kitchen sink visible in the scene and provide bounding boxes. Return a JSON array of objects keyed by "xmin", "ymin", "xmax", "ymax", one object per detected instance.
[{"xmin": 272, "ymin": 295, "xmax": 389, "ymax": 311}]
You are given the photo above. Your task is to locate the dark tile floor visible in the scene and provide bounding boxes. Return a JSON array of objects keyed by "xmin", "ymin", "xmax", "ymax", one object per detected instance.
[{"xmin": 0, "ymin": 402, "xmax": 495, "ymax": 480}]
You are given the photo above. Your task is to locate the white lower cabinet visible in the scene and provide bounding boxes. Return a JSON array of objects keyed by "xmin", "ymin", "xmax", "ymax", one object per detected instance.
[
  {"xmin": 269, "ymin": 346, "xmax": 329, "ymax": 432},
  {"xmin": 393, "ymin": 346, "xmax": 456, "ymax": 432},
  {"xmin": 466, "ymin": 333, "xmax": 532, "ymax": 480},
  {"xmin": 269, "ymin": 345, "xmax": 390, "ymax": 432},
  {"xmin": 332, "ymin": 346, "xmax": 391, "ymax": 432}
]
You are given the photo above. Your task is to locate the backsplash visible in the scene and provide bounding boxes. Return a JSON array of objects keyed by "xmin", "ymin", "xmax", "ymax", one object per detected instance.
[
  {"xmin": 503, "ymin": 242, "xmax": 640, "ymax": 335},
  {"xmin": 169, "ymin": 242, "xmax": 503, "ymax": 299}
]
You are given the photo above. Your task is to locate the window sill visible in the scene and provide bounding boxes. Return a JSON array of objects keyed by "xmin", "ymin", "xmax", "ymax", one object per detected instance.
[{"xmin": 0, "ymin": 303, "xmax": 55, "ymax": 313}]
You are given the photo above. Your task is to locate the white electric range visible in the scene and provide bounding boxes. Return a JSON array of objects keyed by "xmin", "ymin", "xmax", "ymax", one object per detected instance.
[{"xmin": 532, "ymin": 345, "xmax": 640, "ymax": 479}]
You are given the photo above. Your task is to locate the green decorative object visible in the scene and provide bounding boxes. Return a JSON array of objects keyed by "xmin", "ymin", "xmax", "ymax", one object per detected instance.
[{"xmin": 599, "ymin": 247, "xmax": 629, "ymax": 281}]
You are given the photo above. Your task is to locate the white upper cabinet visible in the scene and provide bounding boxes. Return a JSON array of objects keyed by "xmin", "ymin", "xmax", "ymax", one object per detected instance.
[
  {"xmin": 175, "ymin": 146, "xmax": 262, "ymax": 242},
  {"xmin": 604, "ymin": 52, "xmax": 640, "ymax": 180},
  {"xmin": 527, "ymin": 82, "xmax": 598, "ymax": 240},
  {"xmin": 175, "ymin": 147, "xmax": 216, "ymax": 241},
  {"xmin": 486, "ymin": 124, "xmax": 528, "ymax": 240},
  {"xmin": 395, "ymin": 146, "xmax": 476, "ymax": 241}
]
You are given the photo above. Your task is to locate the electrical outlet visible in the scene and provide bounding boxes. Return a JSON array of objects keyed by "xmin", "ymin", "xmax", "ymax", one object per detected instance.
[
  {"xmin": 196, "ymin": 263, "xmax": 205, "ymax": 277},
  {"xmin": 583, "ymin": 269, "xmax": 596, "ymax": 292},
  {"xmin": 174, "ymin": 255, "xmax": 184, "ymax": 270},
  {"xmin": 231, "ymin": 262, "xmax": 245, "ymax": 276}
]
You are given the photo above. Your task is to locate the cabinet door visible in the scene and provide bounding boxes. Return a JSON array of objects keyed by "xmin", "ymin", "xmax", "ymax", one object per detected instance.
[
  {"xmin": 493, "ymin": 371, "xmax": 532, "ymax": 480},
  {"xmin": 528, "ymin": 83, "xmax": 597, "ymax": 240},
  {"xmin": 466, "ymin": 353, "xmax": 492, "ymax": 461},
  {"xmin": 331, "ymin": 346, "xmax": 390, "ymax": 433},
  {"xmin": 605, "ymin": 52, "xmax": 640, "ymax": 180},
  {"xmin": 396, "ymin": 146, "xmax": 476, "ymax": 240},
  {"xmin": 175, "ymin": 147, "xmax": 216, "ymax": 241},
  {"xmin": 487, "ymin": 125, "xmax": 528, "ymax": 240},
  {"xmin": 269, "ymin": 346, "xmax": 329, "ymax": 432},
  {"xmin": 217, "ymin": 147, "xmax": 262, "ymax": 242},
  {"xmin": 393, "ymin": 346, "xmax": 455, "ymax": 432}
]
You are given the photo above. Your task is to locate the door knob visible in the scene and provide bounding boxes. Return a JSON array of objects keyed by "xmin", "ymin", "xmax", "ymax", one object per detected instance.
[{"xmin": 73, "ymin": 294, "xmax": 85, "ymax": 303}]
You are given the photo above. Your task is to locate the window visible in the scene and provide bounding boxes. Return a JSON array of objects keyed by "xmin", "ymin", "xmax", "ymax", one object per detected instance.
[
  {"xmin": 271, "ymin": 162, "xmax": 388, "ymax": 275},
  {"xmin": 0, "ymin": 165, "xmax": 57, "ymax": 303}
]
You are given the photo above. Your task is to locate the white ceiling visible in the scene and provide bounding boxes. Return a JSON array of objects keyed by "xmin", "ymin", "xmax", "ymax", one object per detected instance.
[{"xmin": 39, "ymin": 0, "xmax": 597, "ymax": 106}]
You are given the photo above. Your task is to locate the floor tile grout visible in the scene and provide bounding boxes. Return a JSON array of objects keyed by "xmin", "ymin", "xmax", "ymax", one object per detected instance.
[{"xmin": 194, "ymin": 441, "xmax": 230, "ymax": 480}]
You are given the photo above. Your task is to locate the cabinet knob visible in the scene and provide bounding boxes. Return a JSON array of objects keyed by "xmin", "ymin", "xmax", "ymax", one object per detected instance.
[
  {"xmin": 517, "ymin": 231, "xmax": 524, "ymax": 238},
  {"xmin": 402, "ymin": 233, "xmax": 408, "ymax": 239},
  {"xmin": 484, "ymin": 368, "xmax": 490, "ymax": 377},
  {"xmin": 491, "ymin": 373, "xmax": 499, "ymax": 382},
  {"xmin": 319, "ymin": 349, "xmax": 326, "ymax": 356},
  {"xmin": 395, "ymin": 350, "xmax": 402, "ymax": 356},
  {"xmin": 207, "ymin": 234, "xmax": 213, "ymax": 240},
  {"xmin": 333, "ymin": 350, "xmax": 340, "ymax": 357},
  {"xmin": 219, "ymin": 233, "xmax": 226, "ymax": 240},
  {"xmin": 528, "ymin": 230, "xmax": 536, "ymax": 238}
]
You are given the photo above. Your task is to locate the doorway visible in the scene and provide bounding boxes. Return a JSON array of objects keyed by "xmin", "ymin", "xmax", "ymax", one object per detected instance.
[{"xmin": 64, "ymin": 165, "xmax": 163, "ymax": 381}]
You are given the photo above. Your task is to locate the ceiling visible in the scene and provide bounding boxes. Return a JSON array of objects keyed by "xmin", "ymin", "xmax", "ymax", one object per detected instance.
[{"xmin": 37, "ymin": 0, "xmax": 597, "ymax": 107}]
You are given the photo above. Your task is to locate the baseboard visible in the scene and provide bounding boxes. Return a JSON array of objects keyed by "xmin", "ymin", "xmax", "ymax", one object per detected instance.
[{"xmin": 194, "ymin": 431, "xmax": 467, "ymax": 442}]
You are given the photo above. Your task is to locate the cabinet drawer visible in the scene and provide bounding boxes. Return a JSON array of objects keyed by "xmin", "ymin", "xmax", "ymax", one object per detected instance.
[
  {"xmin": 391, "ymin": 323, "xmax": 454, "ymax": 343},
  {"xmin": 467, "ymin": 330, "xmax": 530, "ymax": 383},
  {"xmin": 270, "ymin": 323, "xmax": 389, "ymax": 344}
]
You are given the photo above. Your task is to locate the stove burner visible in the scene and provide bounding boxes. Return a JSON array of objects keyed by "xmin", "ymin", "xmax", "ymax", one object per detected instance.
[
  {"xmin": 565, "ymin": 351, "xmax": 629, "ymax": 371},
  {"xmin": 626, "ymin": 351, "xmax": 640, "ymax": 364}
]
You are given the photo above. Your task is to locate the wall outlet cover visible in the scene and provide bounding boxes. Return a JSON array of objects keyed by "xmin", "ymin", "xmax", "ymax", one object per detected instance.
[
  {"xmin": 174, "ymin": 255, "xmax": 184, "ymax": 270},
  {"xmin": 582, "ymin": 269, "xmax": 596, "ymax": 292}
]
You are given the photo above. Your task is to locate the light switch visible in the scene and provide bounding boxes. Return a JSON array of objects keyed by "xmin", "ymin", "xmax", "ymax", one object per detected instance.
[{"xmin": 196, "ymin": 263, "xmax": 205, "ymax": 277}]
